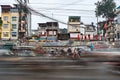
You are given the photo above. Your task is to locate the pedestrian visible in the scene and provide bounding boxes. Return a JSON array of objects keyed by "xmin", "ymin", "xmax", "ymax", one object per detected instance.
[
  {"xmin": 77, "ymin": 48, "xmax": 81, "ymax": 56},
  {"xmin": 90, "ymin": 43, "xmax": 94, "ymax": 51},
  {"xmin": 67, "ymin": 47, "xmax": 72, "ymax": 56},
  {"xmin": 50, "ymin": 48, "xmax": 55, "ymax": 56},
  {"xmin": 72, "ymin": 48, "xmax": 80, "ymax": 59},
  {"xmin": 60, "ymin": 48, "xmax": 65, "ymax": 56}
]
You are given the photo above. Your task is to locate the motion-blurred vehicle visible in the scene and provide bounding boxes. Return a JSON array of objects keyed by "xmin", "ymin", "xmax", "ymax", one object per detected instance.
[
  {"xmin": 17, "ymin": 50, "xmax": 36, "ymax": 57},
  {"xmin": 34, "ymin": 46, "xmax": 47, "ymax": 55},
  {"xmin": 94, "ymin": 41, "xmax": 109, "ymax": 49},
  {"xmin": 49, "ymin": 48, "xmax": 56, "ymax": 56},
  {"xmin": 3, "ymin": 43, "xmax": 16, "ymax": 50},
  {"xmin": 80, "ymin": 48, "xmax": 120, "ymax": 60},
  {"xmin": 13, "ymin": 46, "xmax": 36, "ymax": 57},
  {"xmin": 109, "ymin": 56, "xmax": 120, "ymax": 72},
  {"xmin": 0, "ymin": 49, "xmax": 14, "ymax": 56},
  {"xmin": 101, "ymin": 49, "xmax": 120, "ymax": 73},
  {"xmin": 90, "ymin": 48, "xmax": 120, "ymax": 57}
]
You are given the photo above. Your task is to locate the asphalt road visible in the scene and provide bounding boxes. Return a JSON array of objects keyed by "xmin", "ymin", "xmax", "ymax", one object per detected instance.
[{"xmin": 0, "ymin": 56, "xmax": 119, "ymax": 80}]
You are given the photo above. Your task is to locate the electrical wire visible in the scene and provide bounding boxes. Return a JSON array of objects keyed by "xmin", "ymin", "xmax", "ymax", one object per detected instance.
[
  {"xmin": 29, "ymin": 3, "xmax": 94, "ymax": 6},
  {"xmin": 35, "ymin": 8, "xmax": 94, "ymax": 12},
  {"xmin": 16, "ymin": 0, "xmax": 68, "ymax": 25},
  {"xmin": 15, "ymin": 0, "xmax": 101, "ymax": 26},
  {"xmin": 55, "ymin": 0, "xmax": 83, "ymax": 8}
]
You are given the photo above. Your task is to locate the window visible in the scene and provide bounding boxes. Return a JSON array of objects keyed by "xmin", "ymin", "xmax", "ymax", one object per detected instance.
[
  {"xmin": 12, "ymin": 16, "xmax": 17, "ymax": 21},
  {"xmin": 49, "ymin": 31, "xmax": 53, "ymax": 35},
  {"xmin": 3, "ymin": 32, "xmax": 9, "ymax": 37},
  {"xmin": 70, "ymin": 19, "xmax": 73, "ymax": 22},
  {"xmin": 12, "ymin": 24, "xmax": 17, "ymax": 29},
  {"xmin": 54, "ymin": 31, "xmax": 56, "ymax": 35},
  {"xmin": 4, "ymin": 16, "xmax": 8, "ymax": 21},
  {"xmin": 3, "ymin": 24, "xmax": 8, "ymax": 29},
  {"xmin": 11, "ymin": 32, "xmax": 17, "ymax": 37}
]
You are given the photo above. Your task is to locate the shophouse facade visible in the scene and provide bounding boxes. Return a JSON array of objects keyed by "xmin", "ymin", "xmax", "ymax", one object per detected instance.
[
  {"xmin": 1, "ymin": 5, "xmax": 12, "ymax": 40},
  {"xmin": 38, "ymin": 22, "xmax": 59, "ymax": 41},
  {"xmin": 1, "ymin": 4, "xmax": 31, "ymax": 41},
  {"xmin": 68, "ymin": 16, "xmax": 81, "ymax": 41}
]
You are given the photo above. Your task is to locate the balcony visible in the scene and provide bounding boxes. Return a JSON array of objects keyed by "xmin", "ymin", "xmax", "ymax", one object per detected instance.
[{"xmin": 47, "ymin": 26, "xmax": 59, "ymax": 30}]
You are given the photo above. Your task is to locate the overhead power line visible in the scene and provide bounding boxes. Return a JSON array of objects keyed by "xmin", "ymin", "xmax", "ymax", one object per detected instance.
[
  {"xmin": 29, "ymin": 3, "xmax": 94, "ymax": 6},
  {"xmin": 16, "ymin": 0, "xmax": 68, "ymax": 25},
  {"xmin": 39, "ymin": 13, "xmax": 96, "ymax": 17},
  {"xmin": 36, "ymin": 8, "xmax": 94, "ymax": 12},
  {"xmin": 37, "ymin": 9, "xmax": 95, "ymax": 15},
  {"xmin": 28, "ymin": 7, "xmax": 68, "ymax": 25},
  {"xmin": 55, "ymin": 0, "xmax": 83, "ymax": 8},
  {"xmin": 15, "ymin": 0, "xmax": 100, "ymax": 26}
]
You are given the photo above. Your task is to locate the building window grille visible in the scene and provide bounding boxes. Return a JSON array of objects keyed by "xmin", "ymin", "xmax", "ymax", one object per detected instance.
[
  {"xmin": 3, "ymin": 16, "xmax": 8, "ymax": 21},
  {"xmin": 12, "ymin": 24, "xmax": 17, "ymax": 29},
  {"xmin": 3, "ymin": 24, "xmax": 8, "ymax": 29},
  {"xmin": 12, "ymin": 16, "xmax": 17, "ymax": 21},
  {"xmin": 11, "ymin": 32, "xmax": 17, "ymax": 37},
  {"xmin": 3, "ymin": 32, "xmax": 9, "ymax": 37}
]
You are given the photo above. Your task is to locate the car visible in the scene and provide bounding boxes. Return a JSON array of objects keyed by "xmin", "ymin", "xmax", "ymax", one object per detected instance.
[{"xmin": 0, "ymin": 49, "xmax": 14, "ymax": 56}]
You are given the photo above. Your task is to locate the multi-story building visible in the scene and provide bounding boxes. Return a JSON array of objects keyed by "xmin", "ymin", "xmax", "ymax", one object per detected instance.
[
  {"xmin": 37, "ymin": 22, "xmax": 59, "ymax": 42},
  {"xmin": 80, "ymin": 23, "xmax": 86, "ymax": 35},
  {"xmin": 1, "ymin": 5, "xmax": 12, "ymax": 40},
  {"xmin": 1, "ymin": 4, "xmax": 31, "ymax": 41},
  {"xmin": 18, "ymin": 5, "xmax": 30, "ymax": 40},
  {"xmin": 10, "ymin": 5, "xmax": 19, "ymax": 40},
  {"xmin": 58, "ymin": 28, "xmax": 69, "ymax": 40},
  {"xmin": 106, "ymin": 19, "xmax": 115, "ymax": 42},
  {"xmin": 38, "ymin": 23, "xmax": 47, "ymax": 41},
  {"xmin": 46, "ymin": 22, "xmax": 59, "ymax": 41},
  {"xmin": 85, "ymin": 24, "xmax": 96, "ymax": 41},
  {"xmin": 68, "ymin": 16, "xmax": 81, "ymax": 41},
  {"xmin": 59, "ymin": 28, "xmax": 68, "ymax": 34}
]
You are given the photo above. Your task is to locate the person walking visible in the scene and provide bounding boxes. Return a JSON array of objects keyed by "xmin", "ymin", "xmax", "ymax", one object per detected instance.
[
  {"xmin": 90, "ymin": 43, "xmax": 94, "ymax": 51},
  {"xmin": 67, "ymin": 47, "xmax": 72, "ymax": 56},
  {"xmin": 72, "ymin": 48, "xmax": 80, "ymax": 59}
]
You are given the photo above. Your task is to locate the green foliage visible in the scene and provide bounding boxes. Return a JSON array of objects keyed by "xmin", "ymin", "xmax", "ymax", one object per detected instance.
[{"xmin": 95, "ymin": 0, "xmax": 116, "ymax": 19}]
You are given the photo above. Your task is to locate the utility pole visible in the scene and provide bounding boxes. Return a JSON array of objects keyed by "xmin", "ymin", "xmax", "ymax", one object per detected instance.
[
  {"xmin": 17, "ymin": 0, "xmax": 22, "ymax": 45},
  {"xmin": 17, "ymin": 0, "xmax": 31, "ymax": 45},
  {"xmin": 24, "ymin": 0, "xmax": 31, "ymax": 37},
  {"xmin": 95, "ymin": 1, "xmax": 100, "ymax": 40},
  {"xmin": 52, "ymin": 13, "xmax": 54, "ymax": 41}
]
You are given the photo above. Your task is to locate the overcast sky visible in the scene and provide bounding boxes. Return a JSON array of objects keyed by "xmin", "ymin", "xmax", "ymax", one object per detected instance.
[{"xmin": 0, "ymin": 0, "xmax": 120, "ymax": 29}]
